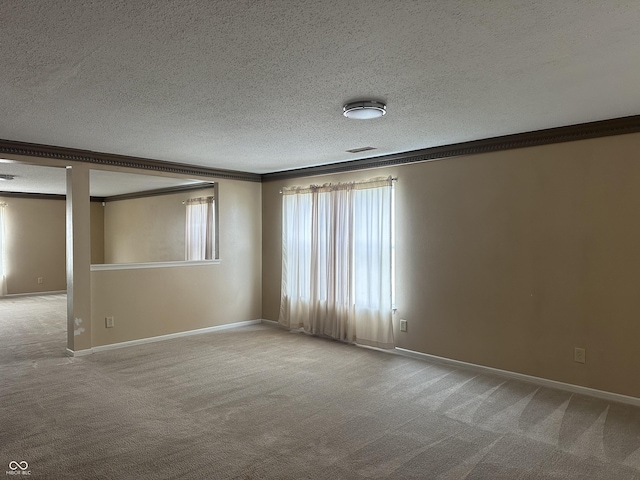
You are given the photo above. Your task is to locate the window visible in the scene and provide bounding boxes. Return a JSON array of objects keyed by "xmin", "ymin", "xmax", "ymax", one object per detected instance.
[
  {"xmin": 279, "ymin": 177, "xmax": 394, "ymax": 348},
  {"xmin": 185, "ymin": 196, "xmax": 216, "ymax": 260}
]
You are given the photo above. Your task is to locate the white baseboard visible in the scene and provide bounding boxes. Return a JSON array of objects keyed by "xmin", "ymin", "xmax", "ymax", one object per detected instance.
[
  {"xmin": 4, "ymin": 290, "xmax": 66, "ymax": 298},
  {"xmin": 265, "ymin": 323, "xmax": 640, "ymax": 407},
  {"xmin": 66, "ymin": 319, "xmax": 262, "ymax": 356},
  {"xmin": 260, "ymin": 319, "xmax": 289, "ymax": 329},
  {"xmin": 66, "ymin": 347, "xmax": 92, "ymax": 357},
  {"xmin": 394, "ymin": 347, "xmax": 640, "ymax": 408},
  {"xmin": 68, "ymin": 318, "xmax": 640, "ymax": 407}
]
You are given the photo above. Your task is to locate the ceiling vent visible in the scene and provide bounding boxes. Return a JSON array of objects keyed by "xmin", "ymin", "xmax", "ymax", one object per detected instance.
[{"xmin": 346, "ymin": 146, "xmax": 376, "ymax": 154}]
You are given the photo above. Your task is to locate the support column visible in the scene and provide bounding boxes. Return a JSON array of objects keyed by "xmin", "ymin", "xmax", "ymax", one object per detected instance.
[{"xmin": 66, "ymin": 165, "xmax": 92, "ymax": 353}]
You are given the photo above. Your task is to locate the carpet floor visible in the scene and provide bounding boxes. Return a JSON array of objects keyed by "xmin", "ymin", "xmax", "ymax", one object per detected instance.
[{"xmin": 2, "ymin": 295, "xmax": 640, "ymax": 479}]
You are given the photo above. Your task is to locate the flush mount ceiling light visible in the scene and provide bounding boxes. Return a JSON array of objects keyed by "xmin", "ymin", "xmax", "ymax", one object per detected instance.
[
  {"xmin": 343, "ymin": 100, "xmax": 386, "ymax": 119},
  {"xmin": 0, "ymin": 174, "xmax": 15, "ymax": 181}
]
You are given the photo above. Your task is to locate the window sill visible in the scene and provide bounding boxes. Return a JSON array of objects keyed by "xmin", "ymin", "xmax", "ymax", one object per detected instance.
[{"xmin": 91, "ymin": 260, "xmax": 221, "ymax": 271}]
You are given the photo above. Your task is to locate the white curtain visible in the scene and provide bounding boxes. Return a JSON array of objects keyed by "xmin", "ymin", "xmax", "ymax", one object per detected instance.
[
  {"xmin": 0, "ymin": 203, "xmax": 7, "ymax": 296},
  {"xmin": 279, "ymin": 177, "xmax": 394, "ymax": 349},
  {"xmin": 186, "ymin": 196, "xmax": 215, "ymax": 260}
]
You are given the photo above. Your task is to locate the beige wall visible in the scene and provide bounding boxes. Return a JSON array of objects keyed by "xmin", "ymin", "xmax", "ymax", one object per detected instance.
[
  {"xmin": 0, "ymin": 196, "xmax": 66, "ymax": 294},
  {"xmin": 90, "ymin": 201, "xmax": 105, "ymax": 264},
  {"xmin": 0, "ymin": 196, "xmax": 106, "ymax": 294},
  {"xmin": 102, "ymin": 186, "xmax": 216, "ymax": 264},
  {"xmin": 262, "ymin": 132, "xmax": 640, "ymax": 399},
  {"xmin": 91, "ymin": 179, "xmax": 261, "ymax": 345}
]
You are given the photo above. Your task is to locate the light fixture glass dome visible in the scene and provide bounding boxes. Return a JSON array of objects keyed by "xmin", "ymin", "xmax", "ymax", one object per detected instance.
[{"xmin": 343, "ymin": 101, "xmax": 386, "ymax": 119}]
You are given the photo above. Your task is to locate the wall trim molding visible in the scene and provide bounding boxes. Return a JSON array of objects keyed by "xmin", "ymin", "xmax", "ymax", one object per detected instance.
[
  {"xmin": 260, "ymin": 322, "xmax": 640, "ymax": 407},
  {"xmin": 0, "ymin": 138, "xmax": 261, "ymax": 182},
  {"xmin": 65, "ymin": 319, "xmax": 262, "ymax": 356},
  {"xmin": 2, "ymin": 290, "xmax": 67, "ymax": 298},
  {"xmin": 0, "ymin": 191, "xmax": 104, "ymax": 202},
  {"xmin": 103, "ymin": 182, "xmax": 215, "ymax": 202},
  {"xmin": 66, "ymin": 347, "xmax": 93, "ymax": 357},
  {"xmin": 2, "ymin": 182, "xmax": 214, "ymax": 203},
  {"xmin": 261, "ymin": 114, "xmax": 640, "ymax": 181},
  {"xmin": 91, "ymin": 259, "xmax": 220, "ymax": 271},
  {"xmin": 393, "ymin": 347, "xmax": 640, "ymax": 408},
  {"xmin": 260, "ymin": 319, "xmax": 289, "ymax": 329},
  {"xmin": 4, "ymin": 115, "xmax": 640, "ymax": 185}
]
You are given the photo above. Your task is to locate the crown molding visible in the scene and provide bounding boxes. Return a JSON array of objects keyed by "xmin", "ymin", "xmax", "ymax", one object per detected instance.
[
  {"xmin": 261, "ymin": 115, "xmax": 640, "ymax": 181},
  {"xmin": 0, "ymin": 139, "xmax": 261, "ymax": 183},
  {"xmin": 103, "ymin": 182, "xmax": 215, "ymax": 202},
  {"xmin": 0, "ymin": 182, "xmax": 213, "ymax": 203},
  {"xmin": 0, "ymin": 191, "xmax": 104, "ymax": 202},
  {"xmin": 3, "ymin": 115, "xmax": 640, "ymax": 185}
]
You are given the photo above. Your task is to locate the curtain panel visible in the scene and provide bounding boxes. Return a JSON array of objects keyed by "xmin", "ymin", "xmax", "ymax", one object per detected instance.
[
  {"xmin": 279, "ymin": 177, "xmax": 394, "ymax": 349},
  {"xmin": 186, "ymin": 196, "xmax": 215, "ymax": 261}
]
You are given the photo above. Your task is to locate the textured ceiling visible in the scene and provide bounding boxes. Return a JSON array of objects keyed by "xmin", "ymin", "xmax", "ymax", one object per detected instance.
[
  {"xmin": 1, "ymin": 1, "xmax": 640, "ymax": 174},
  {"xmin": 0, "ymin": 161, "xmax": 201, "ymax": 197}
]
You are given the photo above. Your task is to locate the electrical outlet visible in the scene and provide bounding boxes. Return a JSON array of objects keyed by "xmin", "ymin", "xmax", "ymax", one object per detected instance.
[
  {"xmin": 105, "ymin": 317, "xmax": 115, "ymax": 328},
  {"xmin": 37, "ymin": 277, "xmax": 43, "ymax": 284},
  {"xmin": 400, "ymin": 319, "xmax": 408, "ymax": 332},
  {"xmin": 574, "ymin": 347, "xmax": 586, "ymax": 364}
]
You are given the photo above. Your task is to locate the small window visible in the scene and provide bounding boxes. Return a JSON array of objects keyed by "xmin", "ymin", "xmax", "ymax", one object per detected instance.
[{"xmin": 185, "ymin": 195, "xmax": 216, "ymax": 260}]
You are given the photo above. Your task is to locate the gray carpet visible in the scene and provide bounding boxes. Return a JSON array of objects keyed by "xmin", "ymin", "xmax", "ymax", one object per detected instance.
[{"xmin": 2, "ymin": 295, "xmax": 640, "ymax": 479}]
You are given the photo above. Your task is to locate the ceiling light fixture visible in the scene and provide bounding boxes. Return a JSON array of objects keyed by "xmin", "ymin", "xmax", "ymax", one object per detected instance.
[
  {"xmin": 343, "ymin": 100, "xmax": 386, "ymax": 120},
  {"xmin": 0, "ymin": 174, "xmax": 15, "ymax": 181}
]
